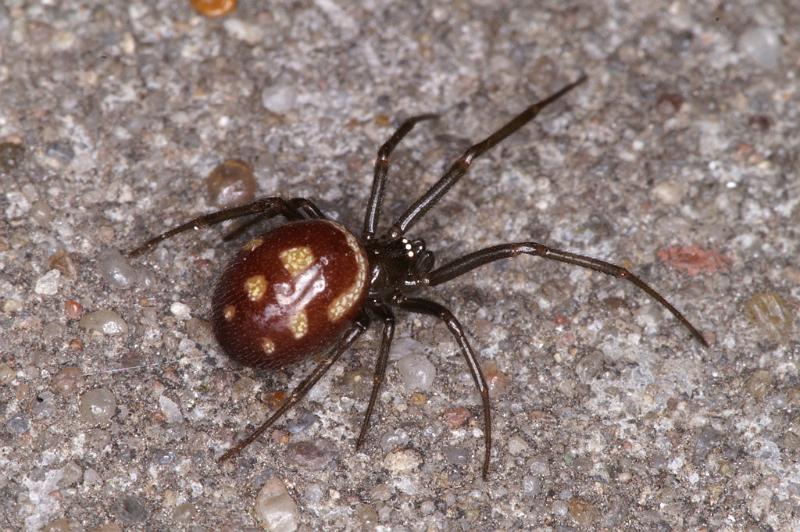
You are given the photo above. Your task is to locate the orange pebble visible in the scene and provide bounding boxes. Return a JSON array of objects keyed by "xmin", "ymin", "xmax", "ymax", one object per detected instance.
[
  {"xmin": 64, "ymin": 299, "xmax": 83, "ymax": 320},
  {"xmin": 190, "ymin": 0, "xmax": 236, "ymax": 18}
]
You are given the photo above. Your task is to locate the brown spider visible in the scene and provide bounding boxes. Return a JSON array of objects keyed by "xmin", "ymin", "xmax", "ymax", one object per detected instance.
[{"xmin": 129, "ymin": 74, "xmax": 707, "ymax": 479}]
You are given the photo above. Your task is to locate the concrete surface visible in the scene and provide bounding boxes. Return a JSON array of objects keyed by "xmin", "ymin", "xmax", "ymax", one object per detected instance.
[{"xmin": 1, "ymin": 1, "xmax": 798, "ymax": 530}]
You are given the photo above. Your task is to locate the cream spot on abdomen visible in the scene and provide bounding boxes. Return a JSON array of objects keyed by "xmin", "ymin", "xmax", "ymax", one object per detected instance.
[
  {"xmin": 243, "ymin": 274, "xmax": 268, "ymax": 302},
  {"xmin": 279, "ymin": 246, "xmax": 315, "ymax": 277},
  {"xmin": 327, "ymin": 227, "xmax": 368, "ymax": 322},
  {"xmin": 288, "ymin": 311, "xmax": 308, "ymax": 339}
]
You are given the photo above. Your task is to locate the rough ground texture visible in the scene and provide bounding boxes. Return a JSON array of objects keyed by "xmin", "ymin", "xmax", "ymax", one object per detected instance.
[{"xmin": 1, "ymin": 1, "xmax": 798, "ymax": 530}]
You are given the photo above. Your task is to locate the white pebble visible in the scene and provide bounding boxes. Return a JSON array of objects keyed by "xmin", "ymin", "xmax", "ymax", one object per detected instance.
[
  {"xmin": 159, "ymin": 395, "xmax": 184, "ymax": 424},
  {"xmin": 396, "ymin": 354, "xmax": 436, "ymax": 391},
  {"xmin": 5, "ymin": 191, "xmax": 31, "ymax": 218},
  {"xmin": 254, "ymin": 477, "xmax": 300, "ymax": 532},
  {"xmin": 34, "ymin": 269, "xmax": 61, "ymax": 295},
  {"xmin": 170, "ymin": 302, "xmax": 191, "ymax": 320},
  {"xmin": 651, "ymin": 181, "xmax": 685, "ymax": 206},
  {"xmin": 79, "ymin": 309, "xmax": 128, "ymax": 335},
  {"xmin": 383, "ymin": 448, "xmax": 422, "ymax": 474},
  {"xmin": 261, "ymin": 85, "xmax": 297, "ymax": 114},
  {"xmin": 97, "ymin": 249, "xmax": 138, "ymax": 289},
  {"xmin": 738, "ymin": 27, "xmax": 781, "ymax": 70},
  {"xmin": 223, "ymin": 19, "xmax": 265, "ymax": 44}
]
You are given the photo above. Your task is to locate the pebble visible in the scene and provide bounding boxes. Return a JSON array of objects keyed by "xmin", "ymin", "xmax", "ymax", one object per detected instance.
[
  {"xmin": 262, "ymin": 84, "xmax": 297, "ymax": 115},
  {"xmin": 508, "ymin": 435, "xmax": 529, "ymax": 455},
  {"xmin": 158, "ymin": 395, "xmax": 184, "ymax": 423},
  {"xmin": 380, "ymin": 428, "xmax": 410, "ymax": 451},
  {"xmin": 483, "ymin": 361, "xmax": 509, "ymax": 397},
  {"xmin": 651, "ymin": 181, "xmax": 686, "ymax": 205},
  {"xmin": 0, "ymin": 141, "xmax": 25, "ymax": 172},
  {"xmin": 114, "ymin": 495, "xmax": 148, "ymax": 524},
  {"xmin": 303, "ymin": 483, "xmax": 324, "ymax": 506},
  {"xmin": 79, "ymin": 387, "xmax": 117, "ymax": 425},
  {"xmin": 568, "ymin": 497, "xmax": 601, "ymax": 527},
  {"xmin": 223, "ymin": 19, "xmax": 266, "ymax": 45},
  {"xmin": 443, "ymin": 445, "xmax": 469, "ymax": 467},
  {"xmin": 743, "ymin": 291, "xmax": 794, "ymax": 342},
  {"xmin": 655, "ymin": 93, "xmax": 684, "ymax": 116},
  {"xmin": 285, "ymin": 411, "xmax": 318, "ymax": 434},
  {"xmin": 52, "ymin": 366, "xmax": 84, "ymax": 397},
  {"xmin": 48, "ymin": 250, "xmax": 77, "ymax": 278},
  {"xmin": 64, "ymin": 299, "xmax": 83, "ymax": 320},
  {"xmin": 34, "ymin": 269, "xmax": 61, "ymax": 295},
  {"xmin": 0, "ymin": 362, "xmax": 15, "ymax": 384},
  {"xmin": 97, "ymin": 249, "xmax": 139, "ymax": 289},
  {"xmin": 286, "ymin": 440, "xmax": 335, "ymax": 470},
  {"xmin": 738, "ymin": 27, "xmax": 781, "ymax": 69},
  {"xmin": 340, "ymin": 366, "xmax": 372, "ymax": 400},
  {"xmin": 205, "ymin": 159, "xmax": 257, "ymax": 208},
  {"xmin": 79, "ymin": 310, "xmax": 128, "ymax": 335},
  {"xmin": 30, "ymin": 200, "xmax": 53, "ymax": 226},
  {"xmin": 57, "ymin": 461, "xmax": 83, "ymax": 488},
  {"xmin": 442, "ymin": 406, "xmax": 471, "ymax": 429},
  {"xmin": 355, "ymin": 503, "xmax": 380, "ymax": 530},
  {"xmin": 745, "ymin": 369, "xmax": 773, "ymax": 402},
  {"xmin": 574, "ymin": 351, "xmax": 604, "ymax": 383},
  {"xmin": 42, "ymin": 518, "xmax": 80, "ymax": 532},
  {"xmin": 2, "ymin": 299, "xmax": 22, "ymax": 313},
  {"xmin": 169, "ymin": 301, "xmax": 191, "ymax": 320},
  {"xmin": 190, "ymin": 0, "xmax": 237, "ymax": 18},
  {"xmin": 231, "ymin": 376, "xmax": 258, "ymax": 401},
  {"xmin": 152, "ymin": 448, "xmax": 176, "ymax": 465},
  {"xmin": 254, "ymin": 477, "xmax": 300, "ymax": 532},
  {"xmin": 172, "ymin": 502, "xmax": 195, "ymax": 523},
  {"xmin": 383, "ymin": 448, "xmax": 422, "ymax": 474},
  {"xmin": 7, "ymin": 413, "xmax": 29, "ymax": 434},
  {"xmin": 656, "ymin": 245, "xmax": 731, "ymax": 276},
  {"xmin": 45, "ymin": 141, "xmax": 75, "ymax": 165},
  {"xmin": 396, "ymin": 353, "xmax": 436, "ymax": 391},
  {"xmin": 185, "ymin": 318, "xmax": 214, "ymax": 345}
]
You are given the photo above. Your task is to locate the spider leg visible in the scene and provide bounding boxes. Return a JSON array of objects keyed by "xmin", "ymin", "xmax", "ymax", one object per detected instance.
[
  {"xmin": 390, "ymin": 75, "xmax": 587, "ymax": 237},
  {"xmin": 355, "ymin": 304, "xmax": 395, "ymax": 450},
  {"xmin": 362, "ymin": 114, "xmax": 439, "ymax": 241},
  {"xmin": 127, "ymin": 197, "xmax": 304, "ymax": 257},
  {"xmin": 218, "ymin": 312, "xmax": 370, "ymax": 463},
  {"xmin": 396, "ymin": 297, "xmax": 492, "ymax": 480},
  {"xmin": 427, "ymin": 242, "xmax": 708, "ymax": 346},
  {"xmin": 220, "ymin": 197, "xmax": 327, "ymax": 242}
]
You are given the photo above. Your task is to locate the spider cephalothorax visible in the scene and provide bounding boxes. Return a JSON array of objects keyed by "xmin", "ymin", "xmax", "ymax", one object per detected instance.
[
  {"xmin": 129, "ymin": 74, "xmax": 707, "ymax": 479},
  {"xmin": 366, "ymin": 235, "xmax": 433, "ymax": 299}
]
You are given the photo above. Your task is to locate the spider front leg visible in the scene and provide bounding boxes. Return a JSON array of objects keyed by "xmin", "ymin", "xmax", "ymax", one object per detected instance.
[
  {"xmin": 362, "ymin": 114, "xmax": 439, "ymax": 241},
  {"xmin": 127, "ymin": 196, "xmax": 311, "ymax": 257},
  {"xmin": 397, "ymin": 297, "xmax": 493, "ymax": 480},
  {"xmin": 390, "ymin": 75, "xmax": 587, "ymax": 237},
  {"xmin": 218, "ymin": 313, "xmax": 370, "ymax": 463},
  {"xmin": 427, "ymin": 242, "xmax": 708, "ymax": 346}
]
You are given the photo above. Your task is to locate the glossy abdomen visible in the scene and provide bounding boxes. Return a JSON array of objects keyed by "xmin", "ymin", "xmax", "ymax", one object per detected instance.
[{"xmin": 211, "ymin": 219, "xmax": 369, "ymax": 368}]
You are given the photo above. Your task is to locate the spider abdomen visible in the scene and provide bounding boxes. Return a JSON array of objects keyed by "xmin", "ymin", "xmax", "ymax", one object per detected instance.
[{"xmin": 211, "ymin": 219, "xmax": 369, "ymax": 368}]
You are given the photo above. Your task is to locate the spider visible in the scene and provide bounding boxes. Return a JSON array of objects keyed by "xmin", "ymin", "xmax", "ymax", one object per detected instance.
[{"xmin": 128, "ymin": 74, "xmax": 707, "ymax": 479}]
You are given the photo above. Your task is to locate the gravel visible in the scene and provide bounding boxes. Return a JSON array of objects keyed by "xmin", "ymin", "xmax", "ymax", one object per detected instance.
[{"xmin": 2, "ymin": 1, "xmax": 798, "ymax": 530}]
